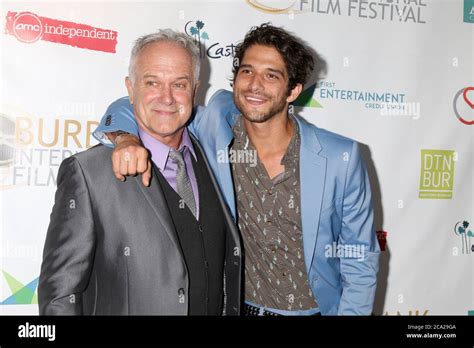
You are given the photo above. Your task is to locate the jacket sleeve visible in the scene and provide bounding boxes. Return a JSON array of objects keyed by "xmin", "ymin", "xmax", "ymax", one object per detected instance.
[
  {"xmin": 92, "ymin": 90, "xmax": 237, "ymax": 147},
  {"xmin": 337, "ymin": 142, "xmax": 380, "ymax": 315},
  {"xmin": 38, "ymin": 156, "xmax": 96, "ymax": 315},
  {"xmin": 188, "ymin": 89, "xmax": 238, "ymax": 139},
  {"xmin": 92, "ymin": 96, "xmax": 139, "ymax": 148}
]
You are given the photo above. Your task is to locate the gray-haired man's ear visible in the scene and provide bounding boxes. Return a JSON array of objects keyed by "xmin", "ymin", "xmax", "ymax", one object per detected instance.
[{"xmin": 125, "ymin": 76, "xmax": 134, "ymax": 105}]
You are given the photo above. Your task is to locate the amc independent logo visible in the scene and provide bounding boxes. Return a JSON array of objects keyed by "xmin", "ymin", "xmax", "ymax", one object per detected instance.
[
  {"xmin": 419, "ymin": 149, "xmax": 456, "ymax": 199},
  {"xmin": 4, "ymin": 11, "xmax": 118, "ymax": 53}
]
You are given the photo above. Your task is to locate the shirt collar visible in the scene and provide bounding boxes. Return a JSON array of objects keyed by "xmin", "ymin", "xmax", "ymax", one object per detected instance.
[
  {"xmin": 281, "ymin": 121, "xmax": 300, "ymax": 167},
  {"xmin": 232, "ymin": 116, "xmax": 248, "ymax": 148},
  {"xmin": 232, "ymin": 114, "xmax": 300, "ymax": 163},
  {"xmin": 138, "ymin": 127, "xmax": 197, "ymax": 171}
]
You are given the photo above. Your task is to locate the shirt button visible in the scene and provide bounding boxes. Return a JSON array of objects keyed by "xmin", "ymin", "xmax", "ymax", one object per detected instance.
[
  {"xmin": 198, "ymin": 225, "xmax": 203, "ymax": 232},
  {"xmin": 268, "ymin": 189, "xmax": 274, "ymax": 195},
  {"xmin": 267, "ymin": 220, "xmax": 272, "ymax": 225},
  {"xmin": 282, "ymin": 272, "xmax": 287, "ymax": 277}
]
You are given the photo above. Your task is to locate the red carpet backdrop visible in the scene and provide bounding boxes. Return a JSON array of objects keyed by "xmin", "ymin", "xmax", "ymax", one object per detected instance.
[{"xmin": 0, "ymin": 0, "xmax": 472, "ymax": 315}]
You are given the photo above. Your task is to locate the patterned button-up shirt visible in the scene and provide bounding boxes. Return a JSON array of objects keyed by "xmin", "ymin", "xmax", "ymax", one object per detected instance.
[{"xmin": 231, "ymin": 115, "xmax": 318, "ymax": 311}]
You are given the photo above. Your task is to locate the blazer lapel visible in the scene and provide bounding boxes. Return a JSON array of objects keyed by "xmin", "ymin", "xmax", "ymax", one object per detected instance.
[
  {"xmin": 296, "ymin": 116, "xmax": 327, "ymax": 273},
  {"xmin": 215, "ymin": 111, "xmax": 239, "ymax": 219},
  {"xmin": 134, "ymin": 166, "xmax": 182, "ymax": 255}
]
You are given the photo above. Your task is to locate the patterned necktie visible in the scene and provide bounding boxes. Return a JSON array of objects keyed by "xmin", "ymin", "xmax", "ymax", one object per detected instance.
[{"xmin": 169, "ymin": 149, "xmax": 197, "ymax": 218}]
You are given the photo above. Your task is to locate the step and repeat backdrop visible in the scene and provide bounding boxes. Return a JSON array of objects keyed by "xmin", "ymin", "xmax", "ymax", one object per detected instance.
[{"xmin": 0, "ymin": 0, "xmax": 472, "ymax": 315}]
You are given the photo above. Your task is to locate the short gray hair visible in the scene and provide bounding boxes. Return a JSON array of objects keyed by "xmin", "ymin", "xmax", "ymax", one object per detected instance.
[{"xmin": 128, "ymin": 29, "xmax": 200, "ymax": 83}]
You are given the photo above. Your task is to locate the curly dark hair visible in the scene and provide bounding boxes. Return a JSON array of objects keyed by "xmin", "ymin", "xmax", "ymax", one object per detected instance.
[{"xmin": 232, "ymin": 23, "xmax": 314, "ymax": 94}]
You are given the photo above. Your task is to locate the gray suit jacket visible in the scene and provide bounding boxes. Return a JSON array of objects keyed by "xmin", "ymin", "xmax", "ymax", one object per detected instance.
[{"xmin": 38, "ymin": 136, "xmax": 242, "ymax": 315}]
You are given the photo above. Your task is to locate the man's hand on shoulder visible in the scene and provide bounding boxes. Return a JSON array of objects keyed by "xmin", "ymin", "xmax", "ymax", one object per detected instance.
[{"xmin": 109, "ymin": 133, "xmax": 152, "ymax": 187}]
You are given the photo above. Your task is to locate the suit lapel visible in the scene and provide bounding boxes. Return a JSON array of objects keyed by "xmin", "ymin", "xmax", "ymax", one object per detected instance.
[
  {"xmin": 135, "ymin": 166, "xmax": 182, "ymax": 255},
  {"xmin": 296, "ymin": 116, "xmax": 327, "ymax": 273}
]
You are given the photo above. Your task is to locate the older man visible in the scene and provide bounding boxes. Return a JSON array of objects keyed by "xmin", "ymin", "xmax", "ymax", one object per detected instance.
[{"xmin": 38, "ymin": 30, "xmax": 242, "ymax": 315}]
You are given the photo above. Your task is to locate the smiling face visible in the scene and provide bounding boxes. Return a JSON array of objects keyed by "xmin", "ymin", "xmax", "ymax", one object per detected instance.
[
  {"xmin": 125, "ymin": 41, "xmax": 198, "ymax": 145},
  {"xmin": 233, "ymin": 44, "xmax": 301, "ymax": 123}
]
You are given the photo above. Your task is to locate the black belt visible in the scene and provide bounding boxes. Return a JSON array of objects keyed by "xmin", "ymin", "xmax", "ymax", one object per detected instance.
[{"xmin": 243, "ymin": 303, "xmax": 321, "ymax": 316}]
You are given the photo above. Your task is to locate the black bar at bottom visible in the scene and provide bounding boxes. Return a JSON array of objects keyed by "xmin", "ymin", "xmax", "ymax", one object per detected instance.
[{"xmin": 0, "ymin": 315, "xmax": 472, "ymax": 346}]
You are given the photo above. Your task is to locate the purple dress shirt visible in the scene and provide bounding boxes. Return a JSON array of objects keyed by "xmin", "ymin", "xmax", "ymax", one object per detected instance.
[{"xmin": 138, "ymin": 127, "xmax": 200, "ymax": 219}]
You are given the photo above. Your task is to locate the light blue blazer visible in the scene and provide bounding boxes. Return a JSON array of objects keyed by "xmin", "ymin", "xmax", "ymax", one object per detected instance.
[{"xmin": 94, "ymin": 89, "xmax": 380, "ymax": 315}]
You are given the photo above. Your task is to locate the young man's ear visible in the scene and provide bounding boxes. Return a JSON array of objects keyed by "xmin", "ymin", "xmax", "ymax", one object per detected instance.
[
  {"xmin": 125, "ymin": 76, "xmax": 134, "ymax": 104},
  {"xmin": 286, "ymin": 83, "xmax": 303, "ymax": 103}
]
